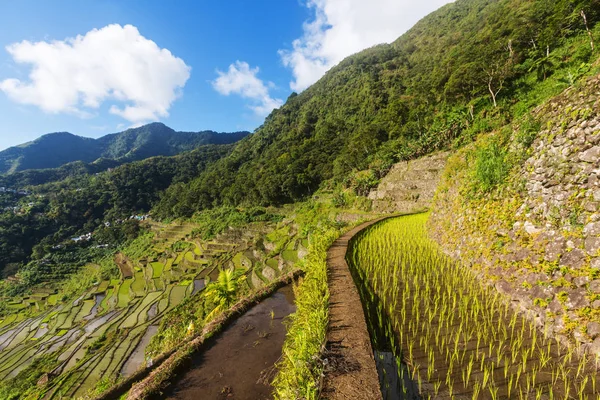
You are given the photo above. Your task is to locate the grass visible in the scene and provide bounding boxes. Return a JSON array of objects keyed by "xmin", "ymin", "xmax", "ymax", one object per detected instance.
[
  {"xmin": 117, "ymin": 280, "xmax": 133, "ymax": 308},
  {"xmin": 347, "ymin": 213, "xmax": 599, "ymax": 399},
  {"xmin": 131, "ymin": 271, "xmax": 146, "ymax": 297},
  {"xmin": 150, "ymin": 262, "xmax": 164, "ymax": 279},
  {"xmin": 272, "ymin": 227, "xmax": 339, "ymax": 399}
]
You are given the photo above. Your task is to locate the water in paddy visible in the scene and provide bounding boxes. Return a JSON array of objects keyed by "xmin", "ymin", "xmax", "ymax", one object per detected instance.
[
  {"xmin": 163, "ymin": 285, "xmax": 296, "ymax": 400},
  {"xmin": 191, "ymin": 279, "xmax": 205, "ymax": 295},
  {"xmin": 362, "ymin": 292, "xmax": 420, "ymax": 400},
  {"xmin": 121, "ymin": 325, "xmax": 159, "ymax": 377}
]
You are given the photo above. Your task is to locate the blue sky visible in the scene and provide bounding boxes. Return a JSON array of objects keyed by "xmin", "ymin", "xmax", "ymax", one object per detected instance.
[{"xmin": 0, "ymin": 0, "xmax": 452, "ymax": 150}]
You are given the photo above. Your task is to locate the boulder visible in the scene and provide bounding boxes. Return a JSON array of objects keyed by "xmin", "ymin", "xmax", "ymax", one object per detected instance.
[
  {"xmin": 565, "ymin": 290, "xmax": 590, "ymax": 309},
  {"xmin": 584, "ymin": 222, "xmax": 600, "ymax": 236}
]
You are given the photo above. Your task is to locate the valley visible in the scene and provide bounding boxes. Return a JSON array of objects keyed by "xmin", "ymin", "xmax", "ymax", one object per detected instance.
[{"xmin": 1, "ymin": 0, "xmax": 600, "ymax": 399}]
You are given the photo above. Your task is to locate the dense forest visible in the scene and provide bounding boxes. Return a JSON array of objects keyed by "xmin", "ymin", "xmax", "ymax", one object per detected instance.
[
  {"xmin": 153, "ymin": 0, "xmax": 600, "ymax": 217},
  {"xmin": 0, "ymin": 144, "xmax": 235, "ymax": 278}
]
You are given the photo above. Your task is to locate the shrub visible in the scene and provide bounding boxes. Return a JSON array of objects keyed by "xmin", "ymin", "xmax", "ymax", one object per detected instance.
[{"xmin": 472, "ymin": 140, "xmax": 510, "ymax": 194}]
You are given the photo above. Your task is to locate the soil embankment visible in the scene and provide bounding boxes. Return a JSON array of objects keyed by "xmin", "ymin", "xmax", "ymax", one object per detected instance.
[{"xmin": 321, "ymin": 218, "xmax": 386, "ymax": 400}]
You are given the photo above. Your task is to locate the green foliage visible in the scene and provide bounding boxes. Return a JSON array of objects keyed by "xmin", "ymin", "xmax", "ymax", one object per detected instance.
[
  {"xmin": 331, "ymin": 190, "xmax": 349, "ymax": 208},
  {"xmin": 122, "ymin": 232, "xmax": 155, "ymax": 260},
  {"xmin": 516, "ymin": 115, "xmax": 542, "ymax": 149},
  {"xmin": 0, "ymin": 354, "xmax": 57, "ymax": 400},
  {"xmin": 472, "ymin": 139, "xmax": 510, "ymax": 194},
  {"xmin": 204, "ymin": 268, "xmax": 247, "ymax": 320},
  {"xmin": 151, "ymin": 0, "xmax": 600, "ymax": 218},
  {"xmin": 273, "ymin": 227, "xmax": 339, "ymax": 400},
  {"xmin": 190, "ymin": 207, "xmax": 283, "ymax": 240},
  {"xmin": 347, "ymin": 170, "xmax": 380, "ymax": 196}
]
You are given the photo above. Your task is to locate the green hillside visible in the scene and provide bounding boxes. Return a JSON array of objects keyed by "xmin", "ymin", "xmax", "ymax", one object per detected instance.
[
  {"xmin": 0, "ymin": 122, "xmax": 249, "ymax": 174},
  {"xmin": 1, "ymin": 0, "xmax": 600, "ymax": 398},
  {"xmin": 155, "ymin": 0, "xmax": 600, "ymax": 218}
]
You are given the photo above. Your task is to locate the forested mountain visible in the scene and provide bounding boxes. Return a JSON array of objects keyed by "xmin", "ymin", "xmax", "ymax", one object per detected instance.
[
  {"xmin": 154, "ymin": 0, "xmax": 600, "ymax": 217},
  {"xmin": 0, "ymin": 122, "xmax": 249, "ymax": 174},
  {"xmin": 2, "ymin": 0, "xmax": 599, "ymax": 285},
  {"xmin": 0, "ymin": 143, "xmax": 235, "ymax": 279}
]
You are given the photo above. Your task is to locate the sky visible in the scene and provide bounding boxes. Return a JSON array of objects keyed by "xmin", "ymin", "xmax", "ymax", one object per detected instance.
[{"xmin": 0, "ymin": 0, "xmax": 453, "ymax": 150}]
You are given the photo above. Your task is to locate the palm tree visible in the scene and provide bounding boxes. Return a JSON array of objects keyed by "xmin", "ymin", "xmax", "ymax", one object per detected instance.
[{"xmin": 204, "ymin": 268, "xmax": 246, "ymax": 320}]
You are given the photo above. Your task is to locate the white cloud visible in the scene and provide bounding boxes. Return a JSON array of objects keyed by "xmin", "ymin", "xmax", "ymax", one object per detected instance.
[
  {"xmin": 0, "ymin": 24, "xmax": 191, "ymax": 125},
  {"xmin": 212, "ymin": 61, "xmax": 283, "ymax": 116},
  {"xmin": 280, "ymin": 0, "xmax": 454, "ymax": 91}
]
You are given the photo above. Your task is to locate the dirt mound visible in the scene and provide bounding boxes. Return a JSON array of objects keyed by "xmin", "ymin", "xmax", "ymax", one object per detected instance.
[{"xmin": 114, "ymin": 252, "xmax": 134, "ymax": 278}]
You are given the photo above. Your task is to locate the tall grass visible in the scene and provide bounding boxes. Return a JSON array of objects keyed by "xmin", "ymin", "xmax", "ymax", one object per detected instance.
[
  {"xmin": 348, "ymin": 213, "xmax": 599, "ymax": 399},
  {"xmin": 272, "ymin": 227, "xmax": 339, "ymax": 399}
]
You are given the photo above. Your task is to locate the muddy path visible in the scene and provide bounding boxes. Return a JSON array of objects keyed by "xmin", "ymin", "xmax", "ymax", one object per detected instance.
[
  {"xmin": 321, "ymin": 218, "xmax": 388, "ymax": 400},
  {"xmin": 162, "ymin": 285, "xmax": 296, "ymax": 400}
]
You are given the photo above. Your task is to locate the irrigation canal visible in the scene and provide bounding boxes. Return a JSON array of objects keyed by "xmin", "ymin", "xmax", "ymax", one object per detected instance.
[{"xmin": 163, "ymin": 285, "xmax": 296, "ymax": 399}]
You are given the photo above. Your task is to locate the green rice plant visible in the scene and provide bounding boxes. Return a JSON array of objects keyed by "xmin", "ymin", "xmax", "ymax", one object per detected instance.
[
  {"xmin": 346, "ymin": 213, "xmax": 599, "ymax": 399},
  {"xmin": 272, "ymin": 227, "xmax": 339, "ymax": 400}
]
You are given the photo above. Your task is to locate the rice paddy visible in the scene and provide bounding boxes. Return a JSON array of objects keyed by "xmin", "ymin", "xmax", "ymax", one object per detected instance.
[
  {"xmin": 0, "ymin": 220, "xmax": 305, "ymax": 399},
  {"xmin": 348, "ymin": 213, "xmax": 599, "ymax": 399}
]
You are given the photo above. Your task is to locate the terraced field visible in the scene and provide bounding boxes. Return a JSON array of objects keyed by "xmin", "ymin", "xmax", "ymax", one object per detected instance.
[{"xmin": 0, "ymin": 220, "xmax": 306, "ymax": 399}]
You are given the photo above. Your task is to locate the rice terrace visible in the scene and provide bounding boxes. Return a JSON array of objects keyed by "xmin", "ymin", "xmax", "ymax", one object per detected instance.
[{"xmin": 1, "ymin": 0, "xmax": 600, "ymax": 399}]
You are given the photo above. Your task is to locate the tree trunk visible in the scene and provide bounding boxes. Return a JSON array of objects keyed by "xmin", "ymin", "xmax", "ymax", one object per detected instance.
[
  {"xmin": 581, "ymin": 10, "xmax": 595, "ymax": 51},
  {"xmin": 488, "ymin": 77, "xmax": 497, "ymax": 108}
]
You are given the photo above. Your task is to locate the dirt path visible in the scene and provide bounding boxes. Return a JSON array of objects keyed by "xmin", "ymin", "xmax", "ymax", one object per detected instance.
[{"xmin": 321, "ymin": 218, "xmax": 387, "ymax": 400}]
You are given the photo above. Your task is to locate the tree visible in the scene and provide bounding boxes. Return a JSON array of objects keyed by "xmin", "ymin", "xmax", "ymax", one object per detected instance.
[
  {"xmin": 530, "ymin": 54, "xmax": 557, "ymax": 81},
  {"xmin": 203, "ymin": 268, "xmax": 246, "ymax": 320}
]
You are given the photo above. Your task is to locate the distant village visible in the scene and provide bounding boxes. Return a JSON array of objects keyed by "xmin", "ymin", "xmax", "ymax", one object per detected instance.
[
  {"xmin": 69, "ymin": 214, "xmax": 151, "ymax": 243},
  {"xmin": 0, "ymin": 187, "xmax": 31, "ymax": 196}
]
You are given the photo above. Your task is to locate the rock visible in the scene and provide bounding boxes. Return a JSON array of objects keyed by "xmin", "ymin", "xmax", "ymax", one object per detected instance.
[
  {"xmin": 37, "ymin": 373, "xmax": 49, "ymax": 387},
  {"xmin": 545, "ymin": 236, "xmax": 566, "ymax": 262},
  {"xmin": 566, "ymin": 239, "xmax": 583, "ymax": 250},
  {"xmin": 548, "ymin": 299, "xmax": 563, "ymax": 313},
  {"xmin": 495, "ymin": 280, "xmax": 513, "ymax": 295},
  {"xmin": 573, "ymin": 276, "xmax": 590, "ymax": 287},
  {"xmin": 584, "ymin": 222, "xmax": 600, "ymax": 236},
  {"xmin": 591, "ymin": 258, "xmax": 600, "ymax": 269},
  {"xmin": 559, "ymin": 248, "xmax": 586, "ymax": 269},
  {"xmin": 590, "ymin": 280, "xmax": 600, "ymax": 293},
  {"xmin": 565, "ymin": 290, "xmax": 590, "ymax": 309},
  {"xmin": 587, "ymin": 337, "xmax": 600, "ymax": 357},
  {"xmin": 506, "ymin": 248, "xmax": 531, "ymax": 263},
  {"xmin": 574, "ymin": 328, "xmax": 591, "ymax": 344},
  {"xmin": 588, "ymin": 322, "xmax": 600, "ymax": 339},
  {"xmin": 586, "ymin": 236, "xmax": 600, "ymax": 256},
  {"xmin": 524, "ymin": 221, "xmax": 542, "ymax": 235},
  {"xmin": 593, "ymin": 300, "xmax": 600, "ymax": 309},
  {"xmin": 580, "ymin": 146, "xmax": 600, "ymax": 163}
]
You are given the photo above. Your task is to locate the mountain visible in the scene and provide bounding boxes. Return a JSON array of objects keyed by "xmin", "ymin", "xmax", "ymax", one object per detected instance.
[
  {"xmin": 0, "ymin": 122, "xmax": 249, "ymax": 174},
  {"xmin": 154, "ymin": 0, "xmax": 600, "ymax": 217}
]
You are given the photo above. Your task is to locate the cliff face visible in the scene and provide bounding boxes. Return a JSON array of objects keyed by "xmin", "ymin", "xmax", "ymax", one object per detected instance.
[{"xmin": 430, "ymin": 73, "xmax": 600, "ymax": 355}]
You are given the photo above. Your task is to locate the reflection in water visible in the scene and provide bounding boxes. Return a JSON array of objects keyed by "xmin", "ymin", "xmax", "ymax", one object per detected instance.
[
  {"xmin": 191, "ymin": 279, "xmax": 205, "ymax": 295},
  {"xmin": 121, "ymin": 325, "xmax": 159, "ymax": 377},
  {"xmin": 164, "ymin": 285, "xmax": 296, "ymax": 400},
  {"xmin": 375, "ymin": 350, "xmax": 420, "ymax": 400}
]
